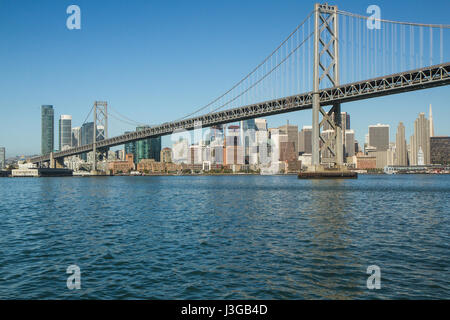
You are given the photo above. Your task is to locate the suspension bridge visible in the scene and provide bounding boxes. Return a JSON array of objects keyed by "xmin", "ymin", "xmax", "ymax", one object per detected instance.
[{"xmin": 30, "ymin": 3, "xmax": 450, "ymax": 171}]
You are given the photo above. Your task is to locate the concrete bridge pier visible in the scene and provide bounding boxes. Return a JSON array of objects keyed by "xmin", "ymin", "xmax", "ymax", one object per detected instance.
[{"xmin": 49, "ymin": 152, "xmax": 65, "ymax": 169}]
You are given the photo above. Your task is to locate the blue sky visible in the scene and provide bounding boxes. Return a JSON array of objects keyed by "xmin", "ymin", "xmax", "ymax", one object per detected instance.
[{"xmin": 1, "ymin": 0, "xmax": 449, "ymax": 157}]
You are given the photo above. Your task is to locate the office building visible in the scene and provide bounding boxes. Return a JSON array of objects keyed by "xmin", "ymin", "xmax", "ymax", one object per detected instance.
[
  {"xmin": 225, "ymin": 125, "xmax": 244, "ymax": 165},
  {"xmin": 161, "ymin": 147, "xmax": 172, "ymax": 163},
  {"xmin": 345, "ymin": 129, "xmax": 355, "ymax": 157},
  {"xmin": 410, "ymin": 113, "xmax": 430, "ymax": 165},
  {"xmin": 395, "ymin": 122, "xmax": 408, "ymax": 166},
  {"xmin": 240, "ymin": 119, "xmax": 258, "ymax": 165},
  {"xmin": 368, "ymin": 124, "xmax": 390, "ymax": 151},
  {"xmin": 0, "ymin": 147, "xmax": 5, "ymax": 169},
  {"xmin": 279, "ymin": 121, "xmax": 299, "ymax": 156},
  {"xmin": 81, "ymin": 122, "xmax": 94, "ymax": 146},
  {"xmin": 71, "ymin": 127, "xmax": 81, "ymax": 148},
  {"xmin": 59, "ymin": 115, "xmax": 72, "ymax": 151},
  {"xmin": 430, "ymin": 136, "xmax": 450, "ymax": 165},
  {"xmin": 298, "ymin": 126, "xmax": 312, "ymax": 154},
  {"xmin": 41, "ymin": 105, "xmax": 54, "ymax": 155},
  {"xmin": 136, "ymin": 126, "xmax": 162, "ymax": 164},
  {"xmin": 429, "ymin": 104, "xmax": 434, "ymax": 137}
]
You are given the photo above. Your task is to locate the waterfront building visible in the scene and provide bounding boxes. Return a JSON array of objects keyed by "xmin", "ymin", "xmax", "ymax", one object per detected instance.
[
  {"xmin": 41, "ymin": 105, "xmax": 54, "ymax": 155},
  {"xmin": 355, "ymin": 155, "xmax": 377, "ymax": 169},
  {"xmin": 0, "ymin": 147, "xmax": 5, "ymax": 169},
  {"xmin": 410, "ymin": 113, "xmax": 430, "ymax": 165},
  {"xmin": 395, "ymin": 122, "xmax": 408, "ymax": 166},
  {"xmin": 135, "ymin": 126, "xmax": 162, "ymax": 163},
  {"xmin": 108, "ymin": 154, "xmax": 135, "ymax": 174},
  {"xmin": 71, "ymin": 127, "xmax": 81, "ymax": 148},
  {"xmin": 368, "ymin": 124, "xmax": 389, "ymax": 152},
  {"xmin": 430, "ymin": 136, "xmax": 450, "ymax": 165},
  {"xmin": 59, "ymin": 115, "xmax": 72, "ymax": 151},
  {"xmin": 137, "ymin": 159, "xmax": 181, "ymax": 173}
]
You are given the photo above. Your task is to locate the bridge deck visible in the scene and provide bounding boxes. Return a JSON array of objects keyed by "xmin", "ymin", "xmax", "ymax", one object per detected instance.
[{"xmin": 31, "ymin": 62, "xmax": 450, "ymax": 163}]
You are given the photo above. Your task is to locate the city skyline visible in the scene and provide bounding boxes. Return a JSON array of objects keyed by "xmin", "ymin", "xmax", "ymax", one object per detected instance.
[{"xmin": 1, "ymin": 0, "xmax": 450, "ymax": 157}]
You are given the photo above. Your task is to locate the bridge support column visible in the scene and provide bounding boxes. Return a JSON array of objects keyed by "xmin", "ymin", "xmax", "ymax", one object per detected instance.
[
  {"xmin": 49, "ymin": 152, "xmax": 55, "ymax": 169},
  {"xmin": 310, "ymin": 3, "xmax": 344, "ymax": 169},
  {"xmin": 334, "ymin": 104, "xmax": 343, "ymax": 165}
]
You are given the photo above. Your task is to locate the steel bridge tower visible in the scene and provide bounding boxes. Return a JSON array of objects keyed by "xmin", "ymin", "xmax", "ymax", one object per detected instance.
[
  {"xmin": 311, "ymin": 3, "xmax": 343, "ymax": 168},
  {"xmin": 92, "ymin": 101, "xmax": 108, "ymax": 172}
]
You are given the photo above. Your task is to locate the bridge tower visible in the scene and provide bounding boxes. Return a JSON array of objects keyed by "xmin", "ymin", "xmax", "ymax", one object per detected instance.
[
  {"xmin": 92, "ymin": 101, "xmax": 108, "ymax": 173},
  {"xmin": 311, "ymin": 3, "xmax": 343, "ymax": 169}
]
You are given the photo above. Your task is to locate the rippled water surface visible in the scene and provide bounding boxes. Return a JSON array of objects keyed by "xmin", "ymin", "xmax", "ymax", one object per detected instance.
[{"xmin": 0, "ymin": 175, "xmax": 449, "ymax": 299}]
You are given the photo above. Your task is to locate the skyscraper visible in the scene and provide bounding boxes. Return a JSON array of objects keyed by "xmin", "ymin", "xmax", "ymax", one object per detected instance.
[
  {"xmin": 41, "ymin": 105, "xmax": 54, "ymax": 155},
  {"xmin": 0, "ymin": 147, "xmax": 5, "ymax": 169},
  {"xmin": 81, "ymin": 122, "xmax": 94, "ymax": 146},
  {"xmin": 135, "ymin": 126, "xmax": 162, "ymax": 164},
  {"xmin": 240, "ymin": 119, "xmax": 257, "ymax": 165},
  {"xmin": 71, "ymin": 127, "xmax": 81, "ymax": 147},
  {"xmin": 298, "ymin": 126, "xmax": 312, "ymax": 154},
  {"xmin": 124, "ymin": 131, "xmax": 137, "ymax": 162},
  {"xmin": 345, "ymin": 129, "xmax": 355, "ymax": 157},
  {"xmin": 59, "ymin": 115, "xmax": 72, "ymax": 151},
  {"xmin": 279, "ymin": 121, "xmax": 299, "ymax": 156},
  {"xmin": 368, "ymin": 124, "xmax": 390, "ymax": 152},
  {"xmin": 395, "ymin": 122, "xmax": 408, "ymax": 166},
  {"xmin": 429, "ymin": 104, "xmax": 434, "ymax": 137},
  {"xmin": 410, "ymin": 113, "xmax": 430, "ymax": 165}
]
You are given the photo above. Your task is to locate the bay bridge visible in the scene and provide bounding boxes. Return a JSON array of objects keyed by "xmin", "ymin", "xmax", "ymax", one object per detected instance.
[{"xmin": 30, "ymin": 3, "xmax": 450, "ymax": 171}]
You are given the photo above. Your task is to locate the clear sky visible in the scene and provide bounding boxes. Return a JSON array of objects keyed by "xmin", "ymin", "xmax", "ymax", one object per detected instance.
[{"xmin": 1, "ymin": 0, "xmax": 449, "ymax": 158}]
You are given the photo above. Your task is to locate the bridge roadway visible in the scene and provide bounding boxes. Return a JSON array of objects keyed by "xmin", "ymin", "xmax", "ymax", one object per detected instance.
[{"xmin": 31, "ymin": 62, "xmax": 450, "ymax": 164}]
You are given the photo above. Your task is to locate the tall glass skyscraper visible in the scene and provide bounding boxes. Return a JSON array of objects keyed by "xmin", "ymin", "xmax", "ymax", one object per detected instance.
[
  {"xmin": 59, "ymin": 115, "xmax": 72, "ymax": 150},
  {"xmin": 129, "ymin": 126, "xmax": 162, "ymax": 164},
  {"xmin": 41, "ymin": 105, "xmax": 54, "ymax": 155},
  {"xmin": 81, "ymin": 122, "xmax": 94, "ymax": 146},
  {"xmin": 124, "ymin": 131, "xmax": 137, "ymax": 161}
]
